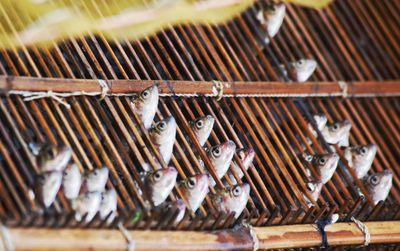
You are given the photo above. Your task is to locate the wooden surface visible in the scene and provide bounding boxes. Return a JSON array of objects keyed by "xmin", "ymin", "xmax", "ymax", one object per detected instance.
[
  {"xmin": 2, "ymin": 221, "xmax": 399, "ymax": 250},
  {"xmin": 1, "ymin": 76, "xmax": 400, "ymax": 96}
]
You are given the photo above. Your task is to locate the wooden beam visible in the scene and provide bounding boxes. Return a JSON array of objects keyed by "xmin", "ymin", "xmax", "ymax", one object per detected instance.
[
  {"xmin": 2, "ymin": 221, "xmax": 400, "ymax": 250},
  {"xmin": 0, "ymin": 76, "xmax": 399, "ymax": 97}
]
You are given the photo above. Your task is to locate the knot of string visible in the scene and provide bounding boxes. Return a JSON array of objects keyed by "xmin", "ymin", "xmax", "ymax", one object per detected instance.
[
  {"xmin": 242, "ymin": 222, "xmax": 259, "ymax": 251},
  {"xmin": 97, "ymin": 79, "xmax": 109, "ymax": 100},
  {"xmin": 212, "ymin": 80, "xmax": 224, "ymax": 101},
  {"xmin": 118, "ymin": 222, "xmax": 135, "ymax": 251},
  {"xmin": 0, "ymin": 223, "xmax": 14, "ymax": 251},
  {"xmin": 351, "ymin": 216, "xmax": 370, "ymax": 246},
  {"xmin": 21, "ymin": 90, "xmax": 71, "ymax": 108},
  {"xmin": 338, "ymin": 81, "xmax": 348, "ymax": 98}
]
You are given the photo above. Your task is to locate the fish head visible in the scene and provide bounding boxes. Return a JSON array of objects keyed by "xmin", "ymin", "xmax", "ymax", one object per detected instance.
[
  {"xmin": 37, "ymin": 144, "xmax": 72, "ymax": 172},
  {"xmin": 180, "ymin": 173, "xmax": 209, "ymax": 212},
  {"xmin": 265, "ymin": 3, "xmax": 286, "ymax": 37},
  {"xmin": 130, "ymin": 84, "xmax": 159, "ymax": 129},
  {"xmin": 288, "ymin": 59, "xmax": 317, "ymax": 82},
  {"xmin": 366, "ymin": 170, "xmax": 393, "ymax": 205},
  {"xmin": 322, "ymin": 120, "xmax": 352, "ymax": 144},
  {"xmin": 146, "ymin": 166, "xmax": 178, "ymax": 206},
  {"xmin": 312, "ymin": 152, "xmax": 339, "ymax": 184},
  {"xmin": 85, "ymin": 167, "xmax": 109, "ymax": 192},
  {"xmin": 150, "ymin": 116, "xmax": 177, "ymax": 145},
  {"xmin": 237, "ymin": 148, "xmax": 255, "ymax": 170},
  {"xmin": 306, "ymin": 182, "xmax": 323, "ymax": 202},
  {"xmin": 190, "ymin": 115, "xmax": 214, "ymax": 147},
  {"xmin": 208, "ymin": 140, "xmax": 236, "ymax": 173},
  {"xmin": 216, "ymin": 183, "xmax": 250, "ymax": 218},
  {"xmin": 38, "ymin": 171, "xmax": 63, "ymax": 208},
  {"xmin": 344, "ymin": 144, "xmax": 377, "ymax": 178},
  {"xmin": 63, "ymin": 163, "xmax": 81, "ymax": 183}
]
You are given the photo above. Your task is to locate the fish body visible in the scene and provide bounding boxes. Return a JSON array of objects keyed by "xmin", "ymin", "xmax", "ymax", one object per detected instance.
[
  {"xmin": 207, "ymin": 141, "xmax": 236, "ymax": 186},
  {"xmin": 130, "ymin": 84, "xmax": 159, "ymax": 129},
  {"xmin": 37, "ymin": 144, "xmax": 72, "ymax": 172},
  {"xmin": 72, "ymin": 192, "xmax": 102, "ymax": 222},
  {"xmin": 37, "ymin": 171, "xmax": 63, "ymax": 208},
  {"xmin": 257, "ymin": 3, "xmax": 286, "ymax": 39},
  {"xmin": 321, "ymin": 120, "xmax": 352, "ymax": 147},
  {"xmin": 190, "ymin": 115, "xmax": 214, "ymax": 147},
  {"xmin": 144, "ymin": 167, "xmax": 178, "ymax": 206},
  {"xmin": 308, "ymin": 113, "xmax": 328, "ymax": 138},
  {"xmin": 310, "ymin": 153, "xmax": 339, "ymax": 184},
  {"xmin": 211, "ymin": 183, "xmax": 250, "ymax": 218},
  {"xmin": 99, "ymin": 189, "xmax": 118, "ymax": 223},
  {"xmin": 343, "ymin": 144, "xmax": 377, "ymax": 179},
  {"xmin": 84, "ymin": 167, "xmax": 109, "ymax": 192},
  {"xmin": 303, "ymin": 181, "xmax": 323, "ymax": 207},
  {"xmin": 62, "ymin": 163, "xmax": 82, "ymax": 200},
  {"xmin": 149, "ymin": 116, "xmax": 177, "ymax": 164},
  {"xmin": 179, "ymin": 173, "xmax": 209, "ymax": 212},
  {"xmin": 365, "ymin": 170, "xmax": 393, "ymax": 205},
  {"xmin": 287, "ymin": 59, "xmax": 317, "ymax": 83},
  {"xmin": 228, "ymin": 148, "xmax": 255, "ymax": 185}
]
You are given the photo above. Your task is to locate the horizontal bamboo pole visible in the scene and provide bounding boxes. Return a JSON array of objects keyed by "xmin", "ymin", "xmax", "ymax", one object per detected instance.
[
  {"xmin": 0, "ymin": 76, "xmax": 400, "ymax": 97},
  {"xmin": 1, "ymin": 221, "xmax": 399, "ymax": 250}
]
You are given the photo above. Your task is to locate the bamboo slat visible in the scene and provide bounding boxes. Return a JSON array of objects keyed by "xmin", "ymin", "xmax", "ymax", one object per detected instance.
[{"xmin": 2, "ymin": 221, "xmax": 400, "ymax": 250}]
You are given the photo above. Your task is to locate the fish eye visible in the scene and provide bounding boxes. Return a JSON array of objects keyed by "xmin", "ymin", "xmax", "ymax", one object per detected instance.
[
  {"xmin": 359, "ymin": 147, "xmax": 367, "ymax": 155},
  {"xmin": 212, "ymin": 147, "xmax": 222, "ymax": 157},
  {"xmin": 157, "ymin": 121, "xmax": 167, "ymax": 131},
  {"xmin": 233, "ymin": 186, "xmax": 242, "ymax": 197},
  {"xmin": 195, "ymin": 119, "xmax": 204, "ymax": 129},
  {"xmin": 238, "ymin": 151, "xmax": 245, "ymax": 160},
  {"xmin": 318, "ymin": 157, "xmax": 326, "ymax": 165},
  {"xmin": 153, "ymin": 171, "xmax": 162, "ymax": 181},
  {"xmin": 370, "ymin": 175, "xmax": 379, "ymax": 185},
  {"xmin": 187, "ymin": 178, "xmax": 196, "ymax": 189},
  {"xmin": 332, "ymin": 123, "xmax": 339, "ymax": 131},
  {"xmin": 297, "ymin": 60, "xmax": 305, "ymax": 67},
  {"xmin": 141, "ymin": 90, "xmax": 150, "ymax": 99}
]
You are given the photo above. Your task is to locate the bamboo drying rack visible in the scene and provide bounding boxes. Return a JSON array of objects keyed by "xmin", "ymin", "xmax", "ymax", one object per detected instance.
[{"xmin": 0, "ymin": 0, "xmax": 399, "ymax": 250}]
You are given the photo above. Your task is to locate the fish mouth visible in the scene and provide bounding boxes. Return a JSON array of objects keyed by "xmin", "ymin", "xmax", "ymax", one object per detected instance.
[
  {"xmin": 163, "ymin": 166, "xmax": 178, "ymax": 181},
  {"xmin": 242, "ymin": 183, "xmax": 250, "ymax": 195},
  {"xmin": 304, "ymin": 59, "xmax": 317, "ymax": 73},
  {"xmin": 383, "ymin": 169, "xmax": 393, "ymax": 177},
  {"xmin": 196, "ymin": 173, "xmax": 210, "ymax": 193},
  {"xmin": 341, "ymin": 120, "xmax": 352, "ymax": 130},
  {"xmin": 246, "ymin": 148, "xmax": 256, "ymax": 159},
  {"xmin": 221, "ymin": 140, "xmax": 236, "ymax": 152},
  {"xmin": 366, "ymin": 144, "xmax": 378, "ymax": 155},
  {"xmin": 164, "ymin": 116, "xmax": 176, "ymax": 125}
]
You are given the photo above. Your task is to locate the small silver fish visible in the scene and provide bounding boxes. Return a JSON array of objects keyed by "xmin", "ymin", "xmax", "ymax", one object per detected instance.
[
  {"xmin": 228, "ymin": 148, "xmax": 255, "ymax": 185},
  {"xmin": 287, "ymin": 59, "xmax": 317, "ymax": 83},
  {"xmin": 256, "ymin": 3, "xmax": 286, "ymax": 39},
  {"xmin": 144, "ymin": 167, "xmax": 178, "ymax": 206},
  {"xmin": 36, "ymin": 144, "xmax": 72, "ymax": 172},
  {"xmin": 179, "ymin": 173, "xmax": 209, "ymax": 212},
  {"xmin": 37, "ymin": 171, "xmax": 63, "ymax": 208},
  {"xmin": 211, "ymin": 183, "xmax": 250, "ymax": 218},
  {"xmin": 321, "ymin": 120, "xmax": 352, "ymax": 147},
  {"xmin": 343, "ymin": 144, "xmax": 377, "ymax": 179},
  {"xmin": 72, "ymin": 191, "xmax": 102, "ymax": 222},
  {"xmin": 99, "ymin": 189, "xmax": 118, "ymax": 223},
  {"xmin": 207, "ymin": 140, "xmax": 236, "ymax": 186},
  {"xmin": 304, "ymin": 182, "xmax": 323, "ymax": 207},
  {"xmin": 149, "ymin": 116, "xmax": 177, "ymax": 164},
  {"xmin": 308, "ymin": 113, "xmax": 328, "ymax": 138},
  {"xmin": 130, "ymin": 84, "xmax": 159, "ymax": 129},
  {"xmin": 84, "ymin": 167, "xmax": 109, "ymax": 192},
  {"xmin": 365, "ymin": 170, "xmax": 393, "ymax": 205},
  {"xmin": 308, "ymin": 153, "xmax": 339, "ymax": 184},
  {"xmin": 190, "ymin": 115, "xmax": 214, "ymax": 147},
  {"xmin": 62, "ymin": 163, "xmax": 82, "ymax": 200}
]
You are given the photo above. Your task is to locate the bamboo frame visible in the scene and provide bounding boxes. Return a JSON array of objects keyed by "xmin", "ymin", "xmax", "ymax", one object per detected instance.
[
  {"xmin": 2, "ymin": 221, "xmax": 400, "ymax": 250},
  {"xmin": 1, "ymin": 76, "xmax": 400, "ymax": 96}
]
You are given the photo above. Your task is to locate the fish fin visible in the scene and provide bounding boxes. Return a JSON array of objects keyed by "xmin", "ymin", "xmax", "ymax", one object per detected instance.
[
  {"xmin": 256, "ymin": 10, "xmax": 265, "ymax": 24},
  {"xmin": 338, "ymin": 137, "xmax": 349, "ymax": 147},
  {"xmin": 29, "ymin": 142, "xmax": 43, "ymax": 155}
]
